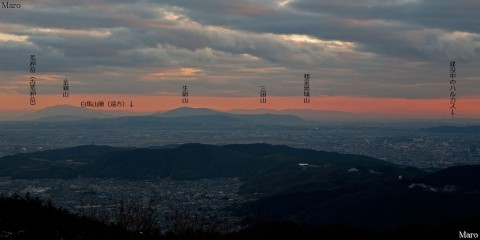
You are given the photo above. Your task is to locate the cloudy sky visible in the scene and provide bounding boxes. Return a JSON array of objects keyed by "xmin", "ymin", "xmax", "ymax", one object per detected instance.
[{"xmin": 0, "ymin": 0, "xmax": 479, "ymax": 116}]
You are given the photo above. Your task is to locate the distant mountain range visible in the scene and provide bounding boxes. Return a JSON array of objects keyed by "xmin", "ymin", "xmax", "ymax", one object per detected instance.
[
  {"xmin": 228, "ymin": 108, "xmax": 403, "ymax": 121},
  {"xmin": 4, "ymin": 105, "xmax": 373, "ymax": 122},
  {"xmin": 11, "ymin": 106, "xmax": 308, "ymax": 125},
  {"xmin": 3, "ymin": 105, "xmax": 479, "ymax": 124},
  {"xmin": 2, "ymin": 143, "xmax": 480, "ymax": 229},
  {"xmin": 153, "ymin": 107, "xmax": 227, "ymax": 118},
  {"xmin": 21, "ymin": 106, "xmax": 111, "ymax": 121},
  {"xmin": 18, "ymin": 105, "xmax": 143, "ymax": 122}
]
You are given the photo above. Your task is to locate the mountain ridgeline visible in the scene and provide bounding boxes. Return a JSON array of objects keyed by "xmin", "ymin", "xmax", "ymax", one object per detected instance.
[
  {"xmin": 0, "ymin": 144, "xmax": 476, "ymax": 192},
  {"xmin": 0, "ymin": 144, "xmax": 417, "ymax": 191},
  {"xmin": 16, "ymin": 106, "xmax": 308, "ymax": 126}
]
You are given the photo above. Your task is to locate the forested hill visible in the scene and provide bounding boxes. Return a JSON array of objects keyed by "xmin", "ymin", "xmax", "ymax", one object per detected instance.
[
  {"xmin": 2, "ymin": 143, "xmax": 477, "ymax": 193},
  {"xmin": 0, "ymin": 143, "xmax": 409, "ymax": 183}
]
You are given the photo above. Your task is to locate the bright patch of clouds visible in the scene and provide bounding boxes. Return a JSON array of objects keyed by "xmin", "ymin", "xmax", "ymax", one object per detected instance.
[
  {"xmin": 141, "ymin": 68, "xmax": 205, "ymax": 81},
  {"xmin": 280, "ymin": 34, "xmax": 355, "ymax": 51},
  {"xmin": 278, "ymin": 0, "xmax": 291, "ymax": 7},
  {"xmin": 0, "ymin": 33, "xmax": 27, "ymax": 42},
  {"xmin": 32, "ymin": 28, "xmax": 112, "ymax": 38}
]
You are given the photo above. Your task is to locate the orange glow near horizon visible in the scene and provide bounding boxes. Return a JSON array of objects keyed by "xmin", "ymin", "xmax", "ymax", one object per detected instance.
[{"xmin": 0, "ymin": 93, "xmax": 479, "ymax": 118}]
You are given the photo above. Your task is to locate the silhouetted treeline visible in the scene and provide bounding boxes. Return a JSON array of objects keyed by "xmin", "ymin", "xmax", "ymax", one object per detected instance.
[
  {"xmin": 0, "ymin": 194, "xmax": 136, "ymax": 240},
  {"xmin": 1, "ymin": 194, "xmax": 480, "ymax": 240}
]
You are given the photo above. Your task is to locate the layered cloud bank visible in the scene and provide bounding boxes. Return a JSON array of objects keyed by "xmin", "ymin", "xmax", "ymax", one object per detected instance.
[{"xmin": 0, "ymin": 0, "xmax": 479, "ymax": 115}]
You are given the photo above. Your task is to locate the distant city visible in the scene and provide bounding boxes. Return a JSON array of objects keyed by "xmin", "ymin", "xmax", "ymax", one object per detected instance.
[
  {"xmin": 0, "ymin": 177, "xmax": 251, "ymax": 232},
  {"xmin": 1, "ymin": 107, "xmax": 478, "ymax": 169}
]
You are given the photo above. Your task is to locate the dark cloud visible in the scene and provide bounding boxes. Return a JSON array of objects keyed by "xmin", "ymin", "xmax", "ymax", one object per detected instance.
[
  {"xmin": 0, "ymin": 0, "xmax": 479, "ymax": 98},
  {"xmin": 158, "ymin": 0, "xmax": 480, "ymax": 61}
]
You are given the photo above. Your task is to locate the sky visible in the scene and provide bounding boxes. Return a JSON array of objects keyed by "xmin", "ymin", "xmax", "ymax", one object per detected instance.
[{"xmin": 0, "ymin": 0, "xmax": 479, "ymax": 117}]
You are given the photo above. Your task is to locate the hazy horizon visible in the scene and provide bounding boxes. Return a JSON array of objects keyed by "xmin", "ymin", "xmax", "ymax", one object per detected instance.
[{"xmin": 2, "ymin": 104, "xmax": 480, "ymax": 124}]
